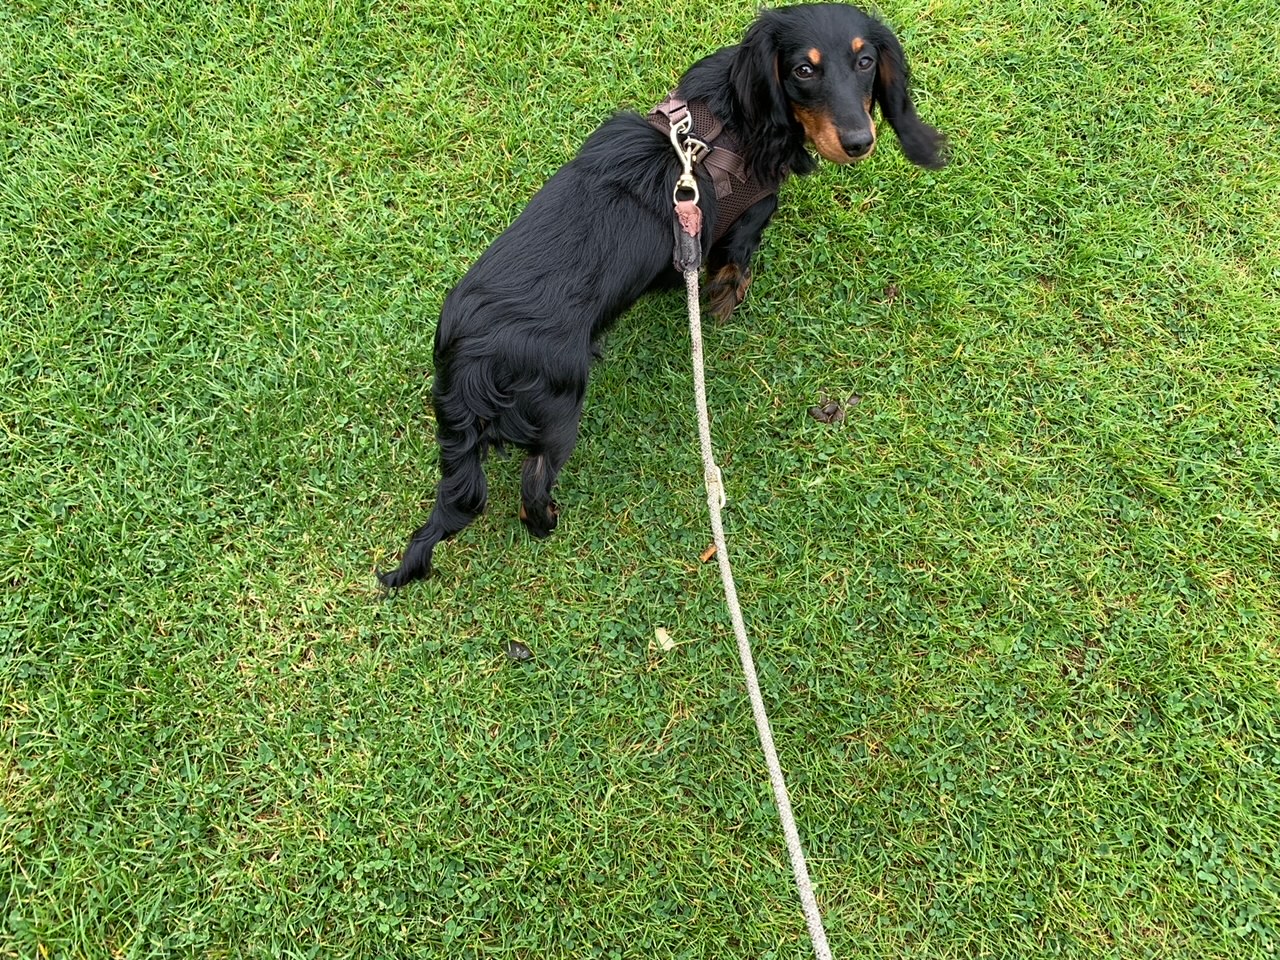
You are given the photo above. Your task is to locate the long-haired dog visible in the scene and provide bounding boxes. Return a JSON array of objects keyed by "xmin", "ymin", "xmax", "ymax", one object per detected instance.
[{"xmin": 379, "ymin": 3, "xmax": 945, "ymax": 588}]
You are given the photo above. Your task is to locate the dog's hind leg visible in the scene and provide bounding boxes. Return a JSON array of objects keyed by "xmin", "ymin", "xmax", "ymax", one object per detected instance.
[
  {"xmin": 378, "ymin": 431, "xmax": 489, "ymax": 589},
  {"xmin": 519, "ymin": 396, "xmax": 583, "ymax": 540}
]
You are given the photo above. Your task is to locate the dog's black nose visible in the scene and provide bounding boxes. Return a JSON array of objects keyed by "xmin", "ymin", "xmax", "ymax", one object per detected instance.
[{"xmin": 841, "ymin": 130, "xmax": 875, "ymax": 158}]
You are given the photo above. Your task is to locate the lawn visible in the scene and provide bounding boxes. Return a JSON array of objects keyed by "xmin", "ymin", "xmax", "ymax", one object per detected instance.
[{"xmin": 3, "ymin": 0, "xmax": 1279, "ymax": 956}]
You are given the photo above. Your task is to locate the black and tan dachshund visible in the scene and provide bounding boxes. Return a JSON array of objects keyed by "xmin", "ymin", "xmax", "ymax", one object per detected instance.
[{"xmin": 378, "ymin": 3, "xmax": 945, "ymax": 588}]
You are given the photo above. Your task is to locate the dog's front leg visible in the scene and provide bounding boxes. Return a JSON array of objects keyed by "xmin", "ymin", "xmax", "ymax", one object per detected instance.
[{"xmin": 705, "ymin": 194, "xmax": 779, "ymax": 320}]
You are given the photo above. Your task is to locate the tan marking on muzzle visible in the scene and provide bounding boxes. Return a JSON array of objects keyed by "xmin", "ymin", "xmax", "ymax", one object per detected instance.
[{"xmin": 792, "ymin": 105, "xmax": 851, "ymax": 164}]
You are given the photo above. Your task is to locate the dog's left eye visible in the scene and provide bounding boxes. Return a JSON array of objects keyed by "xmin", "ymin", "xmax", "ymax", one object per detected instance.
[
  {"xmin": 793, "ymin": 63, "xmax": 817, "ymax": 80},
  {"xmin": 856, "ymin": 54, "xmax": 875, "ymax": 71}
]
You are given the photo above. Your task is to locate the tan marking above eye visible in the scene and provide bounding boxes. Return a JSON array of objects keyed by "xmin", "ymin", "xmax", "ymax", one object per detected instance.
[
  {"xmin": 851, "ymin": 37, "xmax": 865, "ymax": 53},
  {"xmin": 807, "ymin": 47, "xmax": 822, "ymax": 65}
]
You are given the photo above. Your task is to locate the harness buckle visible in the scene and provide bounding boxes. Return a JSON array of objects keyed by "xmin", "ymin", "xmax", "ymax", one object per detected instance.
[{"xmin": 684, "ymin": 137, "xmax": 711, "ymax": 165}]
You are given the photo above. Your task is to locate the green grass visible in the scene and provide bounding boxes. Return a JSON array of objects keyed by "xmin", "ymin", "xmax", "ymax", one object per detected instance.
[{"xmin": 3, "ymin": 0, "xmax": 1279, "ymax": 956}]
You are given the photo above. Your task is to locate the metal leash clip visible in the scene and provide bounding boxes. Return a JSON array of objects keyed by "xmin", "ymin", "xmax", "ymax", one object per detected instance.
[{"xmin": 668, "ymin": 113, "xmax": 708, "ymax": 205}]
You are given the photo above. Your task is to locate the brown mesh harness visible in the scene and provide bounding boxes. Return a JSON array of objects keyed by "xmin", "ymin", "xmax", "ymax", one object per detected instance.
[{"xmin": 646, "ymin": 95, "xmax": 781, "ymax": 244}]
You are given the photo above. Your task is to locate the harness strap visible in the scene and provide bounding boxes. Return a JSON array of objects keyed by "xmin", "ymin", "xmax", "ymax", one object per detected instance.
[{"xmin": 650, "ymin": 94, "xmax": 723, "ymax": 143}]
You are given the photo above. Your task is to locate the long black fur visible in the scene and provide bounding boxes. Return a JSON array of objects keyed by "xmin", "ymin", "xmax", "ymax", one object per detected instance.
[{"xmin": 379, "ymin": 3, "xmax": 945, "ymax": 589}]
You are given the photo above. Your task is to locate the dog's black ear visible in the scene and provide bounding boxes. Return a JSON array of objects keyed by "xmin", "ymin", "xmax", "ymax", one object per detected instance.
[
  {"xmin": 869, "ymin": 23, "xmax": 947, "ymax": 169},
  {"xmin": 730, "ymin": 16, "xmax": 788, "ymax": 136},
  {"xmin": 730, "ymin": 14, "xmax": 811, "ymax": 180}
]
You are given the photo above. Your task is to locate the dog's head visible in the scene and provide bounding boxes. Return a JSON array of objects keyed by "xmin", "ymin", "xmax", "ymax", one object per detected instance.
[{"xmin": 730, "ymin": 3, "xmax": 947, "ymax": 177}]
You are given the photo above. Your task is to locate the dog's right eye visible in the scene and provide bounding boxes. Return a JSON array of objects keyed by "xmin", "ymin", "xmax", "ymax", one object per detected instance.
[{"xmin": 793, "ymin": 63, "xmax": 817, "ymax": 80}]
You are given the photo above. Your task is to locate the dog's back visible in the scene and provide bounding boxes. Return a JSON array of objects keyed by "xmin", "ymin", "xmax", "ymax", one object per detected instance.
[{"xmin": 434, "ymin": 113, "xmax": 679, "ymax": 366}]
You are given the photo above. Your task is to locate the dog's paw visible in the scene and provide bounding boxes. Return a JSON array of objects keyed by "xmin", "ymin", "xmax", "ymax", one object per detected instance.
[
  {"xmin": 376, "ymin": 567, "xmax": 407, "ymax": 593},
  {"xmin": 519, "ymin": 501, "xmax": 560, "ymax": 539},
  {"xmin": 706, "ymin": 264, "xmax": 753, "ymax": 320},
  {"xmin": 376, "ymin": 561, "xmax": 431, "ymax": 593}
]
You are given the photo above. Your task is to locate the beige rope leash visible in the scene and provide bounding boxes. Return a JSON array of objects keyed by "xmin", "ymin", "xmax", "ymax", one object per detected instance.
[
  {"xmin": 683, "ymin": 266, "xmax": 834, "ymax": 960},
  {"xmin": 665, "ymin": 113, "xmax": 831, "ymax": 957},
  {"xmin": 686, "ymin": 280, "xmax": 834, "ymax": 960}
]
